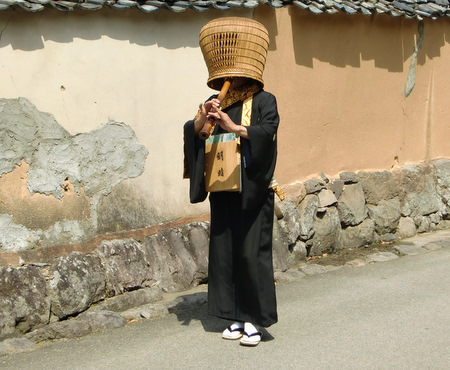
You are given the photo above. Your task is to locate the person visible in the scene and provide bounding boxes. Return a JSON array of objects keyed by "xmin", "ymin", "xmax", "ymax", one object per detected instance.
[{"xmin": 183, "ymin": 18, "xmax": 279, "ymax": 347}]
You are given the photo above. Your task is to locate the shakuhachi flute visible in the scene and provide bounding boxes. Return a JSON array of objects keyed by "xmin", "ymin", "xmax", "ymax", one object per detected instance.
[{"xmin": 199, "ymin": 79, "xmax": 232, "ymax": 140}]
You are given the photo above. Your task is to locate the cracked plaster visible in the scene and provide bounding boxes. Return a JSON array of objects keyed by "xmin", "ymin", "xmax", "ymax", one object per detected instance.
[
  {"xmin": 0, "ymin": 97, "xmax": 149, "ymax": 252},
  {"xmin": 404, "ymin": 21, "xmax": 424, "ymax": 97}
]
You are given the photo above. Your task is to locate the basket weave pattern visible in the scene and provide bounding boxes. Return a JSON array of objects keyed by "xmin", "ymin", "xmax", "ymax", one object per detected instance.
[{"xmin": 199, "ymin": 18, "xmax": 270, "ymax": 90}]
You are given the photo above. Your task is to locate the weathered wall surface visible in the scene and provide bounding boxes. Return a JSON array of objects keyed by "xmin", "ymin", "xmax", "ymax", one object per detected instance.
[
  {"xmin": 2, "ymin": 7, "xmax": 450, "ymax": 249},
  {"xmin": 0, "ymin": 98, "xmax": 148, "ymax": 251},
  {"xmin": 257, "ymin": 8, "xmax": 450, "ymax": 183},
  {"xmin": 0, "ymin": 7, "xmax": 244, "ymax": 232}
]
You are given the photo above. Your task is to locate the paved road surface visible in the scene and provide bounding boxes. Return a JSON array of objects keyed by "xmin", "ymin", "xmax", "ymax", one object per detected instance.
[{"xmin": 1, "ymin": 243, "xmax": 449, "ymax": 369}]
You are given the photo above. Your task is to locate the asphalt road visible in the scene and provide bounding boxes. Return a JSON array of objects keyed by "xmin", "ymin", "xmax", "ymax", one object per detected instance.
[{"xmin": 2, "ymin": 245, "xmax": 450, "ymax": 369}]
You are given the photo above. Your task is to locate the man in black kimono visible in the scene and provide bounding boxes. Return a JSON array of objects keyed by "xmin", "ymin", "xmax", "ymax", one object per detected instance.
[
  {"xmin": 184, "ymin": 17, "xmax": 279, "ymax": 347},
  {"xmin": 184, "ymin": 77, "xmax": 279, "ymax": 346}
]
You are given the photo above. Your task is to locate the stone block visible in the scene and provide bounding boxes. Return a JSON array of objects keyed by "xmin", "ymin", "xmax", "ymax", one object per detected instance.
[
  {"xmin": 121, "ymin": 303, "xmax": 169, "ymax": 321},
  {"xmin": 433, "ymin": 158, "xmax": 450, "ymax": 188},
  {"xmin": 379, "ymin": 233, "xmax": 398, "ymax": 243},
  {"xmin": 368, "ymin": 198, "xmax": 401, "ymax": 235},
  {"xmin": 339, "ymin": 171, "xmax": 358, "ymax": 184},
  {"xmin": 327, "ymin": 178, "xmax": 344, "ymax": 199},
  {"xmin": 421, "ymin": 242, "xmax": 443, "ymax": 251},
  {"xmin": 414, "ymin": 215, "xmax": 431, "ymax": 233},
  {"xmin": 0, "ymin": 338, "xmax": 36, "ymax": 357},
  {"xmin": 395, "ymin": 164, "xmax": 441, "ymax": 217},
  {"xmin": 25, "ymin": 310, "xmax": 126, "ymax": 343},
  {"xmin": 288, "ymin": 240, "xmax": 307, "ymax": 268},
  {"xmin": 282, "ymin": 182, "xmax": 306, "ymax": 206},
  {"xmin": 143, "ymin": 229, "xmax": 199, "ymax": 293},
  {"xmin": 25, "ymin": 319, "xmax": 92, "ymax": 343},
  {"xmin": 393, "ymin": 244, "xmax": 425, "ymax": 256},
  {"xmin": 310, "ymin": 206, "xmax": 342, "ymax": 256},
  {"xmin": 434, "ymin": 159, "xmax": 450, "ymax": 215},
  {"xmin": 345, "ymin": 259, "xmax": 366, "ymax": 267},
  {"xmin": 182, "ymin": 222, "xmax": 210, "ymax": 282},
  {"xmin": 272, "ymin": 216, "xmax": 290, "ymax": 272},
  {"xmin": 96, "ymin": 239, "xmax": 154, "ymax": 295},
  {"xmin": 48, "ymin": 252, "xmax": 106, "ymax": 319},
  {"xmin": 397, "ymin": 217, "xmax": 417, "ymax": 238},
  {"xmin": 0, "ymin": 265, "xmax": 50, "ymax": 340},
  {"xmin": 81, "ymin": 310, "xmax": 127, "ymax": 332},
  {"xmin": 337, "ymin": 183, "xmax": 367, "ymax": 226},
  {"xmin": 88, "ymin": 287, "xmax": 162, "ymax": 313},
  {"xmin": 317, "ymin": 188, "xmax": 338, "ymax": 211},
  {"xmin": 357, "ymin": 170, "xmax": 400, "ymax": 205},
  {"xmin": 341, "ymin": 219, "xmax": 376, "ymax": 249},
  {"xmin": 304, "ymin": 178, "xmax": 326, "ymax": 194},
  {"xmin": 437, "ymin": 220, "xmax": 450, "ymax": 230},
  {"xmin": 278, "ymin": 199, "xmax": 301, "ymax": 245},
  {"xmin": 319, "ymin": 173, "xmax": 330, "ymax": 183},
  {"xmin": 299, "ymin": 194, "xmax": 319, "ymax": 241},
  {"xmin": 166, "ymin": 292, "xmax": 208, "ymax": 314},
  {"xmin": 274, "ymin": 269, "xmax": 306, "ymax": 283}
]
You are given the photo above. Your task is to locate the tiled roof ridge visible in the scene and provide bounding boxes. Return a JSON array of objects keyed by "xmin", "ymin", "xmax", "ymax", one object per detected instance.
[{"xmin": 0, "ymin": 0, "xmax": 449, "ymax": 19}]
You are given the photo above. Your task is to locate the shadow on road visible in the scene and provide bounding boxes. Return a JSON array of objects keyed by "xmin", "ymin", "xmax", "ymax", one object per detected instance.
[{"xmin": 170, "ymin": 292, "xmax": 275, "ymax": 342}]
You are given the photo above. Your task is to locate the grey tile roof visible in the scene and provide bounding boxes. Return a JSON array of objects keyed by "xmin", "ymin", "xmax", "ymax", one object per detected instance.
[{"xmin": 0, "ymin": 0, "xmax": 449, "ymax": 19}]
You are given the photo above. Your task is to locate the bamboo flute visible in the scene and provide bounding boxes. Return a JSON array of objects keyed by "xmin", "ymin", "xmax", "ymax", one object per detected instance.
[{"xmin": 198, "ymin": 79, "xmax": 231, "ymax": 140}]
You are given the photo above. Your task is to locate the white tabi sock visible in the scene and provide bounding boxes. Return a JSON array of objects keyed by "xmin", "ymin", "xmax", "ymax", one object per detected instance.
[
  {"xmin": 230, "ymin": 322, "xmax": 244, "ymax": 331},
  {"xmin": 244, "ymin": 322, "xmax": 258, "ymax": 335}
]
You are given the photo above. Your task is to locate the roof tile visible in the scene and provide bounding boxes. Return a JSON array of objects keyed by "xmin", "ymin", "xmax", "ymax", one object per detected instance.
[{"xmin": 0, "ymin": 0, "xmax": 449, "ymax": 20}]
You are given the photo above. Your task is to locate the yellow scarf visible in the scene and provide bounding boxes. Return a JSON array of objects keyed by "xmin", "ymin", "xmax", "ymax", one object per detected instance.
[{"xmin": 194, "ymin": 82, "xmax": 261, "ymax": 121}]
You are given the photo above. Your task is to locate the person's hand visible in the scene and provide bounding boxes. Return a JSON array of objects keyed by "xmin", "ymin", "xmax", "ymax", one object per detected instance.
[
  {"xmin": 194, "ymin": 98, "xmax": 220, "ymax": 134},
  {"xmin": 202, "ymin": 98, "xmax": 220, "ymax": 116},
  {"xmin": 207, "ymin": 108, "xmax": 235, "ymax": 132},
  {"xmin": 207, "ymin": 108, "xmax": 249, "ymax": 138}
]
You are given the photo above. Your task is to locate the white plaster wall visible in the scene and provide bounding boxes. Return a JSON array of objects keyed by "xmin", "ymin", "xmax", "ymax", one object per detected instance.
[
  {"xmin": 2, "ymin": 7, "xmax": 450, "ymax": 231},
  {"xmin": 0, "ymin": 8, "xmax": 252, "ymax": 223}
]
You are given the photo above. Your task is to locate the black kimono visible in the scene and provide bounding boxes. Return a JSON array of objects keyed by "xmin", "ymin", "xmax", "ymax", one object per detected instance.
[{"xmin": 184, "ymin": 89, "xmax": 279, "ymax": 328}]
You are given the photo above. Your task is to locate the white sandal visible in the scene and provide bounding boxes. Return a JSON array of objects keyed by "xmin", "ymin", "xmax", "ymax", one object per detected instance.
[
  {"xmin": 240, "ymin": 331, "xmax": 262, "ymax": 346},
  {"xmin": 222, "ymin": 325, "xmax": 244, "ymax": 340}
]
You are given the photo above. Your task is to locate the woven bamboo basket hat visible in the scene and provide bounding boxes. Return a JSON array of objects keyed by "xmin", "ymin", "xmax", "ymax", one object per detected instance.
[{"xmin": 199, "ymin": 17, "xmax": 270, "ymax": 91}]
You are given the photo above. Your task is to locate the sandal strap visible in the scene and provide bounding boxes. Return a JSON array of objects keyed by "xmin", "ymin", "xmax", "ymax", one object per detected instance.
[
  {"xmin": 228, "ymin": 325, "xmax": 244, "ymax": 333},
  {"xmin": 243, "ymin": 331, "xmax": 262, "ymax": 338}
]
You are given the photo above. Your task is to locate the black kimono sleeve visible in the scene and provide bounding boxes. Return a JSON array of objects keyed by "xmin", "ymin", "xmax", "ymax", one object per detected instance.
[
  {"xmin": 241, "ymin": 91, "xmax": 279, "ymax": 210},
  {"xmin": 183, "ymin": 120, "xmax": 208, "ymax": 203}
]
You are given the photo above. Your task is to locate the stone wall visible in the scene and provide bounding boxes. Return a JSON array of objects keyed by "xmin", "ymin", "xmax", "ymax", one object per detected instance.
[
  {"xmin": 277, "ymin": 159, "xmax": 450, "ymax": 257},
  {"xmin": 1, "ymin": 159, "xmax": 449, "ymax": 342}
]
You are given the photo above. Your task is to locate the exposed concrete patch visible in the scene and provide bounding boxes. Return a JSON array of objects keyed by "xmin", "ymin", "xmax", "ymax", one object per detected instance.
[
  {"xmin": 0, "ymin": 98, "xmax": 70, "ymax": 185},
  {"xmin": 42, "ymin": 219, "xmax": 95, "ymax": 248},
  {"xmin": 0, "ymin": 98, "xmax": 148, "ymax": 252},
  {"xmin": 0, "ymin": 214, "xmax": 40, "ymax": 252},
  {"xmin": 0, "ymin": 162, "xmax": 91, "ymax": 231},
  {"xmin": 0, "ymin": 98, "xmax": 148, "ymax": 196},
  {"xmin": 96, "ymin": 182, "xmax": 161, "ymax": 233}
]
